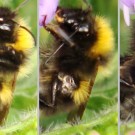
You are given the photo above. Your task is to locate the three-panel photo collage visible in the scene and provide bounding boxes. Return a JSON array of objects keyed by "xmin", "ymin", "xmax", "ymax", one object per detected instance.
[{"xmin": 0, "ymin": 0, "xmax": 134, "ymax": 135}]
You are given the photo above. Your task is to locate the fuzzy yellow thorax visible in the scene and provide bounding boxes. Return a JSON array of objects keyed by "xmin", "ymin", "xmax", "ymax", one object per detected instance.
[{"xmin": 87, "ymin": 16, "xmax": 114, "ymax": 60}]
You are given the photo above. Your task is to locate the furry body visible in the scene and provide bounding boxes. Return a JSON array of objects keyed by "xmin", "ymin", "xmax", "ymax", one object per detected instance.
[
  {"xmin": 0, "ymin": 7, "xmax": 34, "ymax": 125},
  {"xmin": 40, "ymin": 8, "xmax": 114, "ymax": 120},
  {"xmin": 120, "ymin": 22, "xmax": 135, "ymax": 122}
]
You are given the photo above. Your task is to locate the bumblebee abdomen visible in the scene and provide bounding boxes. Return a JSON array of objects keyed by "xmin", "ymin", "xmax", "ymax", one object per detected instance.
[{"xmin": 0, "ymin": 83, "xmax": 13, "ymax": 109}]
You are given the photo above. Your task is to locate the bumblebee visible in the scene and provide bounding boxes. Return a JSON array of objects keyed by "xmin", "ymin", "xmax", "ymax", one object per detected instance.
[
  {"xmin": 40, "ymin": 3, "xmax": 114, "ymax": 123},
  {"xmin": 0, "ymin": 1, "xmax": 35, "ymax": 125},
  {"xmin": 120, "ymin": 21, "xmax": 135, "ymax": 122}
]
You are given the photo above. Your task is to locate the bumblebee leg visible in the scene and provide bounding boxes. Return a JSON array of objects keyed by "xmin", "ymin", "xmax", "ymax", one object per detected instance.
[
  {"xmin": 78, "ymin": 68, "xmax": 98, "ymax": 119},
  {"xmin": 51, "ymin": 80, "xmax": 59, "ymax": 106},
  {"xmin": 40, "ymin": 73, "xmax": 64, "ymax": 108},
  {"xmin": 39, "ymin": 82, "xmax": 56, "ymax": 108},
  {"xmin": 58, "ymin": 72, "xmax": 77, "ymax": 95},
  {"xmin": 42, "ymin": 15, "xmax": 47, "ymax": 27},
  {"xmin": 83, "ymin": 0, "xmax": 92, "ymax": 11},
  {"xmin": 44, "ymin": 24, "xmax": 61, "ymax": 40},
  {"xmin": 42, "ymin": 16, "xmax": 61, "ymax": 40},
  {"xmin": 42, "ymin": 11, "xmax": 57, "ymax": 37},
  {"xmin": 44, "ymin": 24, "xmax": 75, "ymax": 47},
  {"xmin": 67, "ymin": 65, "xmax": 98, "ymax": 124}
]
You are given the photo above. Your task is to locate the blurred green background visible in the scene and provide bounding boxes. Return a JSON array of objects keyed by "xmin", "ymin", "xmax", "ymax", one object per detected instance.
[
  {"xmin": 0, "ymin": 0, "xmax": 37, "ymax": 135},
  {"xmin": 120, "ymin": 6, "xmax": 135, "ymax": 55},
  {"xmin": 40, "ymin": 0, "xmax": 118, "ymax": 135},
  {"xmin": 120, "ymin": 7, "xmax": 130, "ymax": 55},
  {"xmin": 120, "ymin": 5, "xmax": 135, "ymax": 135}
]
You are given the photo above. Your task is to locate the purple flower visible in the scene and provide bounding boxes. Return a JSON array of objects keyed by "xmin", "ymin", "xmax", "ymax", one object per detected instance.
[
  {"xmin": 39, "ymin": 0, "xmax": 59, "ymax": 26},
  {"xmin": 120, "ymin": 0, "xmax": 135, "ymax": 26},
  {"xmin": 121, "ymin": 0, "xmax": 134, "ymax": 8}
]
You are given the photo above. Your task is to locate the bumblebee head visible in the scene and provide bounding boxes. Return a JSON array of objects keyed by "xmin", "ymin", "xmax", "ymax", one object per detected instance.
[
  {"xmin": 56, "ymin": 8, "xmax": 95, "ymax": 35},
  {"xmin": 0, "ymin": 7, "xmax": 17, "ymax": 43},
  {"xmin": 56, "ymin": 8, "xmax": 88, "ymax": 23},
  {"xmin": 0, "ymin": 7, "xmax": 16, "ymax": 21},
  {"xmin": 55, "ymin": 8, "xmax": 97, "ymax": 49},
  {"xmin": 0, "ymin": 6, "xmax": 35, "ymax": 73}
]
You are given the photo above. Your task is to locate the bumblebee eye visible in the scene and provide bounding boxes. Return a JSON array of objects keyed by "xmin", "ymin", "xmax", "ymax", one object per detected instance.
[
  {"xmin": 67, "ymin": 19, "xmax": 75, "ymax": 24},
  {"xmin": 78, "ymin": 24, "xmax": 89, "ymax": 32},
  {"xmin": 0, "ymin": 24, "xmax": 11, "ymax": 31}
]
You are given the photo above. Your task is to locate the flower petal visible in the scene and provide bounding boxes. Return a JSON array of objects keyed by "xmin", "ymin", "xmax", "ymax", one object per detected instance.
[
  {"xmin": 39, "ymin": 0, "xmax": 59, "ymax": 26},
  {"xmin": 123, "ymin": 4, "xmax": 130, "ymax": 26},
  {"xmin": 134, "ymin": 0, "xmax": 135, "ymax": 9},
  {"xmin": 121, "ymin": 0, "xmax": 134, "ymax": 8}
]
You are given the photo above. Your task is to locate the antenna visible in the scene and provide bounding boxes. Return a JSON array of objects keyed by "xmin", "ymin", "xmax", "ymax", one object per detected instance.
[
  {"xmin": 11, "ymin": 20, "xmax": 36, "ymax": 46},
  {"xmin": 45, "ymin": 28, "xmax": 79, "ymax": 65},
  {"xmin": 15, "ymin": 0, "xmax": 30, "ymax": 12},
  {"xmin": 83, "ymin": 0, "xmax": 92, "ymax": 11}
]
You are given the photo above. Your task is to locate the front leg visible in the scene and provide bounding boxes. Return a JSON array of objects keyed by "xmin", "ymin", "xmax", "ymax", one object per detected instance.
[
  {"xmin": 51, "ymin": 78, "xmax": 62, "ymax": 107},
  {"xmin": 40, "ymin": 74, "xmax": 62, "ymax": 108}
]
